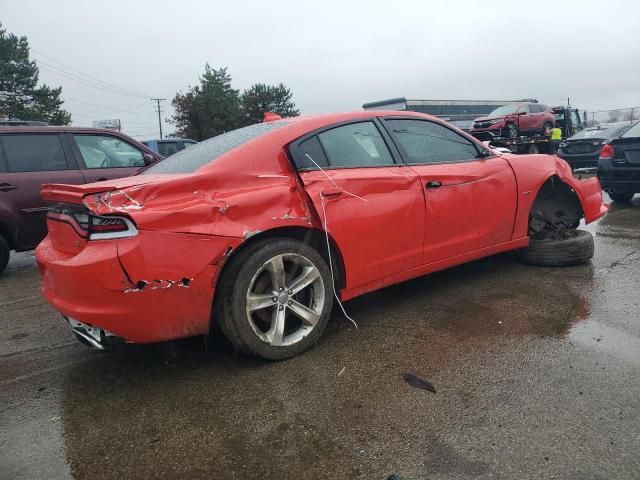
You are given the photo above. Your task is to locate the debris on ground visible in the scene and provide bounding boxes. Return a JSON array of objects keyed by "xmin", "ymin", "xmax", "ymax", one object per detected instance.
[{"xmin": 403, "ymin": 373, "xmax": 436, "ymax": 393}]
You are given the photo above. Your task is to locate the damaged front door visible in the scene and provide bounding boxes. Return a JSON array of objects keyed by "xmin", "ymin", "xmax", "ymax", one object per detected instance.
[{"xmin": 289, "ymin": 120, "xmax": 425, "ymax": 292}]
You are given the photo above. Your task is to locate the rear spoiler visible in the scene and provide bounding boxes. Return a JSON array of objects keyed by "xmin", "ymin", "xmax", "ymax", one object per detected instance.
[{"xmin": 41, "ymin": 183, "xmax": 118, "ymax": 204}]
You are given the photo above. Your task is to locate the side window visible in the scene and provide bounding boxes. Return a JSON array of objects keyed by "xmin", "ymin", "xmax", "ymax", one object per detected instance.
[
  {"xmin": 384, "ymin": 119, "xmax": 480, "ymax": 164},
  {"xmin": 293, "ymin": 135, "xmax": 329, "ymax": 169},
  {"xmin": 73, "ymin": 135, "xmax": 144, "ymax": 169},
  {"xmin": 0, "ymin": 134, "xmax": 68, "ymax": 172},
  {"xmin": 571, "ymin": 111, "xmax": 581, "ymax": 128},
  {"xmin": 158, "ymin": 141, "xmax": 180, "ymax": 157},
  {"xmin": 183, "ymin": 141, "xmax": 196, "ymax": 149},
  {"xmin": 530, "ymin": 104, "xmax": 543, "ymax": 113},
  {"xmin": 317, "ymin": 122, "xmax": 394, "ymax": 168},
  {"xmin": 519, "ymin": 104, "xmax": 532, "ymax": 114}
]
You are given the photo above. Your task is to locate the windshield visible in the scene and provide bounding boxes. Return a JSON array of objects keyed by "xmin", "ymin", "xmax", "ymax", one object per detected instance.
[
  {"xmin": 142, "ymin": 121, "xmax": 289, "ymax": 174},
  {"xmin": 488, "ymin": 104, "xmax": 520, "ymax": 116},
  {"xmin": 621, "ymin": 121, "xmax": 640, "ymax": 138}
]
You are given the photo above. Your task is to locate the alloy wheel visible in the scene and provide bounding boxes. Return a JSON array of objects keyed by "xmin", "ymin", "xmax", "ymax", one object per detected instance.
[{"xmin": 245, "ymin": 253, "xmax": 325, "ymax": 346}]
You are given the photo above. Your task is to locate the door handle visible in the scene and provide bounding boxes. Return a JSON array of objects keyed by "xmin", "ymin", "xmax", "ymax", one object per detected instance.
[
  {"xmin": 0, "ymin": 183, "xmax": 17, "ymax": 192},
  {"xmin": 321, "ymin": 187, "xmax": 344, "ymax": 198},
  {"xmin": 425, "ymin": 181, "xmax": 442, "ymax": 189}
]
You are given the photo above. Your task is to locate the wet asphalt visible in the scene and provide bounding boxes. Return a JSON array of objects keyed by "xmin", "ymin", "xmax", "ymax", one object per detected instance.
[{"xmin": 1, "ymin": 194, "xmax": 639, "ymax": 480}]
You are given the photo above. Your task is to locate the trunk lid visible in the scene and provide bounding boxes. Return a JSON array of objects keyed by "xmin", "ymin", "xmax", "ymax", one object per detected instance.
[
  {"xmin": 610, "ymin": 137, "xmax": 640, "ymax": 166},
  {"xmin": 41, "ymin": 174, "xmax": 183, "ymax": 205}
]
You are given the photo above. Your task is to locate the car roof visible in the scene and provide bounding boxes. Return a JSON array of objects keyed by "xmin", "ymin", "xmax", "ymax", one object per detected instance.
[
  {"xmin": 0, "ymin": 126, "xmax": 135, "ymax": 135},
  {"xmin": 144, "ymin": 138, "xmax": 195, "ymax": 143},
  {"xmin": 0, "ymin": 126, "xmax": 162, "ymax": 157}
]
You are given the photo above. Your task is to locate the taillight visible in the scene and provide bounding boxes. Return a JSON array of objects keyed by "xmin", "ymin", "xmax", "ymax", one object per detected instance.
[
  {"xmin": 47, "ymin": 204, "xmax": 137, "ymax": 240},
  {"xmin": 599, "ymin": 144, "xmax": 614, "ymax": 159},
  {"xmin": 88, "ymin": 216, "xmax": 136, "ymax": 239}
]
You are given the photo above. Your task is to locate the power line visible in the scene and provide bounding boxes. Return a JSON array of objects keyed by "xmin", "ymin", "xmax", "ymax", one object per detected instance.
[
  {"xmin": 31, "ymin": 48, "xmax": 151, "ymax": 99},
  {"xmin": 36, "ymin": 61, "xmax": 150, "ymax": 99},
  {"xmin": 35, "ymin": 59, "xmax": 152, "ymax": 100},
  {"xmin": 65, "ymin": 97, "xmax": 153, "ymax": 116},
  {"xmin": 151, "ymin": 98, "xmax": 166, "ymax": 139}
]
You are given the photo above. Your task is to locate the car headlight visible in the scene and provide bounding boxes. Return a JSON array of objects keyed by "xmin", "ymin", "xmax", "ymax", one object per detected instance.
[
  {"xmin": 488, "ymin": 118, "xmax": 503, "ymax": 124},
  {"xmin": 559, "ymin": 142, "xmax": 568, "ymax": 148}
]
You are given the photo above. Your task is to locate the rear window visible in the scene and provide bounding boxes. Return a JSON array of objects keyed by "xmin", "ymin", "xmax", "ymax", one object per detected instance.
[
  {"xmin": 142, "ymin": 121, "xmax": 288, "ymax": 174},
  {"xmin": 621, "ymin": 121, "xmax": 640, "ymax": 139},
  {"xmin": 570, "ymin": 126, "xmax": 618, "ymax": 140}
]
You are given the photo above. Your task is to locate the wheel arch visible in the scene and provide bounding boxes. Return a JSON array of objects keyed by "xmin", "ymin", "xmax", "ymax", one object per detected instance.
[
  {"xmin": 211, "ymin": 225, "xmax": 347, "ymax": 328},
  {"xmin": 0, "ymin": 219, "xmax": 13, "ymax": 250},
  {"xmin": 526, "ymin": 174, "xmax": 584, "ymax": 235}
]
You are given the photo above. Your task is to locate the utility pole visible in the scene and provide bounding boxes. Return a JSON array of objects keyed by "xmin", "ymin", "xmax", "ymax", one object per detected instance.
[{"xmin": 151, "ymin": 98, "xmax": 166, "ymax": 139}]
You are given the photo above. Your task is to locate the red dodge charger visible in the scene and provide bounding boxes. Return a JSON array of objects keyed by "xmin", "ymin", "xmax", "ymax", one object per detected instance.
[{"xmin": 36, "ymin": 111, "xmax": 607, "ymax": 359}]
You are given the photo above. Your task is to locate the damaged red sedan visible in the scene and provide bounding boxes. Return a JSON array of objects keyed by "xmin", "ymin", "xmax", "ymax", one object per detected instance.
[{"xmin": 36, "ymin": 111, "xmax": 607, "ymax": 359}]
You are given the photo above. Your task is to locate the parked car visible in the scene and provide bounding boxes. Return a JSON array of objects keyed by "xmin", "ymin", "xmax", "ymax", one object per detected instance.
[
  {"xmin": 142, "ymin": 138, "xmax": 196, "ymax": 157},
  {"xmin": 0, "ymin": 126, "xmax": 162, "ymax": 273},
  {"xmin": 36, "ymin": 111, "xmax": 606, "ymax": 359},
  {"xmin": 598, "ymin": 120, "xmax": 640, "ymax": 203},
  {"xmin": 470, "ymin": 102, "xmax": 555, "ymax": 139},
  {"xmin": 558, "ymin": 125, "xmax": 630, "ymax": 169}
]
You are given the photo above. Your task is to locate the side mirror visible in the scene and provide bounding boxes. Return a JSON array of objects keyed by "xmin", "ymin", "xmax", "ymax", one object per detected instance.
[{"xmin": 143, "ymin": 153, "xmax": 155, "ymax": 165}]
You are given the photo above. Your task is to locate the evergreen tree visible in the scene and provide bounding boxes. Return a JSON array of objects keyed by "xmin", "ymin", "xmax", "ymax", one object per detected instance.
[
  {"xmin": 0, "ymin": 23, "xmax": 71, "ymax": 125},
  {"xmin": 171, "ymin": 65, "xmax": 240, "ymax": 140},
  {"xmin": 239, "ymin": 83, "xmax": 300, "ymax": 126}
]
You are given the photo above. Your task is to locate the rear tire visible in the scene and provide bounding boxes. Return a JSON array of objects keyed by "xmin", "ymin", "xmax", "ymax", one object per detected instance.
[
  {"xmin": 516, "ymin": 229, "xmax": 594, "ymax": 267},
  {"xmin": 609, "ymin": 192, "xmax": 634, "ymax": 203},
  {"xmin": 216, "ymin": 238, "xmax": 334, "ymax": 360},
  {"xmin": 0, "ymin": 235, "xmax": 9, "ymax": 274}
]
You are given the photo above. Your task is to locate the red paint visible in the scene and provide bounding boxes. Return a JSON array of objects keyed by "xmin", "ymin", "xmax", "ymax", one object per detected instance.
[{"xmin": 35, "ymin": 111, "xmax": 607, "ymax": 344}]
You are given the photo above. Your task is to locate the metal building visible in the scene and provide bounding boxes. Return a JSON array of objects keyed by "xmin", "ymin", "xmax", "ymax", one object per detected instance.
[{"xmin": 362, "ymin": 97, "xmax": 538, "ymax": 130}]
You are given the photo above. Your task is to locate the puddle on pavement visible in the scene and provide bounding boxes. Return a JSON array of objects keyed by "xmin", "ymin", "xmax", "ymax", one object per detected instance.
[
  {"xmin": 12, "ymin": 202, "xmax": 640, "ymax": 479},
  {"xmin": 56, "ymin": 253, "xmax": 602, "ymax": 479}
]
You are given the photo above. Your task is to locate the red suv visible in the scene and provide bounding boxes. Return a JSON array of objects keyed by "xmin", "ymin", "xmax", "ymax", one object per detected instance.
[
  {"xmin": 0, "ymin": 126, "xmax": 161, "ymax": 273},
  {"xmin": 470, "ymin": 102, "xmax": 555, "ymax": 139}
]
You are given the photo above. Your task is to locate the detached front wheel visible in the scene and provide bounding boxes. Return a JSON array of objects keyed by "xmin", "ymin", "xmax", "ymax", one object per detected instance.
[
  {"xmin": 217, "ymin": 238, "xmax": 334, "ymax": 360},
  {"xmin": 516, "ymin": 229, "xmax": 594, "ymax": 267}
]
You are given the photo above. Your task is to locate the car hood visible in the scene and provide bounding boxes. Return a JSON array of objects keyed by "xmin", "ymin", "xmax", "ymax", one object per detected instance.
[{"xmin": 473, "ymin": 115, "xmax": 505, "ymax": 123}]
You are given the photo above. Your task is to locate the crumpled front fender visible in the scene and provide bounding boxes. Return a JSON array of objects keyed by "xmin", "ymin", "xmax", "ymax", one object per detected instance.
[{"xmin": 553, "ymin": 157, "xmax": 607, "ymax": 224}]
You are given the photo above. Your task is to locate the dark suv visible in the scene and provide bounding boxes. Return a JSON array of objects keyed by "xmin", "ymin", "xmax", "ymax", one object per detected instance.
[
  {"xmin": 0, "ymin": 126, "xmax": 162, "ymax": 272},
  {"xmin": 597, "ymin": 120, "xmax": 640, "ymax": 203}
]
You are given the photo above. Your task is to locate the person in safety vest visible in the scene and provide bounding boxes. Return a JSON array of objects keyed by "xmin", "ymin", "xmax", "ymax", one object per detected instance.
[{"xmin": 549, "ymin": 126, "xmax": 562, "ymax": 154}]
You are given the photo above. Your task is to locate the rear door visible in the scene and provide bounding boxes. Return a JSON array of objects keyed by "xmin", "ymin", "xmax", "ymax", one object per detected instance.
[
  {"xmin": 380, "ymin": 118, "xmax": 518, "ymax": 264},
  {"xmin": 517, "ymin": 104, "xmax": 536, "ymax": 131},
  {"xmin": 0, "ymin": 133, "xmax": 85, "ymax": 250},
  {"xmin": 69, "ymin": 133, "xmax": 146, "ymax": 183},
  {"xmin": 290, "ymin": 120, "xmax": 426, "ymax": 291}
]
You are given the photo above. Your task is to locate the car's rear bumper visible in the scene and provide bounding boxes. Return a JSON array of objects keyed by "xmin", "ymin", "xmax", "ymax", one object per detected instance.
[
  {"xmin": 36, "ymin": 227, "xmax": 241, "ymax": 344},
  {"xmin": 597, "ymin": 159, "xmax": 640, "ymax": 194}
]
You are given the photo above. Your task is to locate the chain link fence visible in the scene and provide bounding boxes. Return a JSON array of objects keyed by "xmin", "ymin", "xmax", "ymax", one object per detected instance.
[{"xmin": 585, "ymin": 107, "xmax": 639, "ymax": 127}]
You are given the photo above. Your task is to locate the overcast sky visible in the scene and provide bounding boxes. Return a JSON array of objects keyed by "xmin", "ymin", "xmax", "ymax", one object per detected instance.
[{"xmin": 2, "ymin": 0, "xmax": 639, "ymax": 138}]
